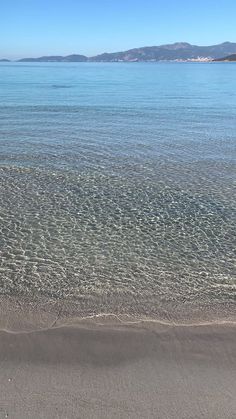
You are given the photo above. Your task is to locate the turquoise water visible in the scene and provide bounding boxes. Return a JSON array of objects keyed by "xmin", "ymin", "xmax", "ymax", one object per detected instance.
[{"xmin": 0, "ymin": 62, "xmax": 235, "ymax": 320}]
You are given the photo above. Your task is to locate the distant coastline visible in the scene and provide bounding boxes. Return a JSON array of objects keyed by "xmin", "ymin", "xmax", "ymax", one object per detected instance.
[
  {"xmin": 2, "ymin": 41, "xmax": 236, "ymax": 63},
  {"xmin": 213, "ymin": 53, "xmax": 236, "ymax": 62}
]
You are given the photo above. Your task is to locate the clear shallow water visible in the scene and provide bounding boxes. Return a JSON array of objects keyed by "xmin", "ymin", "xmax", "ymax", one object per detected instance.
[{"xmin": 0, "ymin": 62, "xmax": 235, "ymax": 320}]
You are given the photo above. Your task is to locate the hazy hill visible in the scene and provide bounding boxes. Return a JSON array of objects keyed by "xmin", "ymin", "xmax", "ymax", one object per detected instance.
[
  {"xmin": 18, "ymin": 54, "xmax": 87, "ymax": 62},
  {"xmin": 214, "ymin": 54, "xmax": 236, "ymax": 61}
]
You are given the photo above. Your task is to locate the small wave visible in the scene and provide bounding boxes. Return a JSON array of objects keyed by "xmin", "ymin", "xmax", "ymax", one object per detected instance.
[
  {"xmin": 1, "ymin": 313, "xmax": 236, "ymax": 335},
  {"xmin": 51, "ymin": 84, "xmax": 73, "ymax": 89}
]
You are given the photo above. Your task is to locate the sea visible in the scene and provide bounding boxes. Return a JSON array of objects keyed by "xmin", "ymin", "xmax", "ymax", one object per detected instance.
[{"xmin": 0, "ymin": 62, "xmax": 235, "ymax": 322}]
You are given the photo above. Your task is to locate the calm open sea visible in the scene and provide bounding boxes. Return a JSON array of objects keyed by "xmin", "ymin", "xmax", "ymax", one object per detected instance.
[{"xmin": 0, "ymin": 62, "xmax": 235, "ymax": 321}]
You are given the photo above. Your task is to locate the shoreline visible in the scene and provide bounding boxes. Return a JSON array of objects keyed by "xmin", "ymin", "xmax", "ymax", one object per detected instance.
[
  {"xmin": 1, "ymin": 296, "xmax": 235, "ymax": 418},
  {"xmin": 1, "ymin": 294, "xmax": 236, "ymax": 333}
]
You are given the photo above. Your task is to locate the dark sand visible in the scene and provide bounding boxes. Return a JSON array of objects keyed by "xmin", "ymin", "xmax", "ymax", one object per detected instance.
[{"xmin": 0, "ymin": 321, "xmax": 235, "ymax": 419}]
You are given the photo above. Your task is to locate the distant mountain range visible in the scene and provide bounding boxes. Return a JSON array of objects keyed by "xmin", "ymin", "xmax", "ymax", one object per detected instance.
[
  {"xmin": 1, "ymin": 42, "xmax": 236, "ymax": 62},
  {"xmin": 88, "ymin": 42, "xmax": 236, "ymax": 62}
]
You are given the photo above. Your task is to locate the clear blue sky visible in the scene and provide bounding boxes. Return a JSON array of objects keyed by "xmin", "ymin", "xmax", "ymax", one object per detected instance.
[{"xmin": 1, "ymin": 0, "xmax": 236, "ymax": 59}]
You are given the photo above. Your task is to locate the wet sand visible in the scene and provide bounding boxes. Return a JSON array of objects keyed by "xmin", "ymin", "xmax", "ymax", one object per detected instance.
[{"xmin": 0, "ymin": 322, "xmax": 235, "ymax": 418}]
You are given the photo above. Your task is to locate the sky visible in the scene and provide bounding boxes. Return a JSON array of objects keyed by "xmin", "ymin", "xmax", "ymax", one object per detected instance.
[{"xmin": 1, "ymin": 0, "xmax": 236, "ymax": 59}]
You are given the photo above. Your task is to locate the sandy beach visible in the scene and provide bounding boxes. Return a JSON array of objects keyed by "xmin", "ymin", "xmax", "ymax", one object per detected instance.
[
  {"xmin": 0, "ymin": 321, "xmax": 235, "ymax": 419},
  {"xmin": 0, "ymin": 56, "xmax": 236, "ymax": 419}
]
